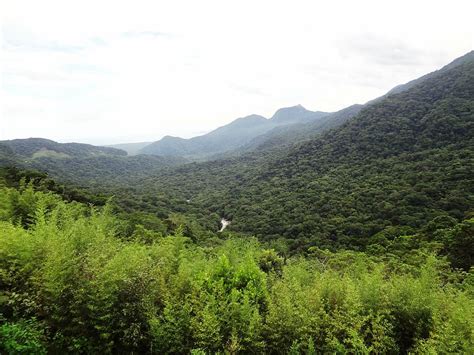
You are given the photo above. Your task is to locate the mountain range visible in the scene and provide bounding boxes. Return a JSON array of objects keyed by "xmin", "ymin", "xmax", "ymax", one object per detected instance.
[
  {"xmin": 102, "ymin": 51, "xmax": 474, "ymax": 160},
  {"xmin": 138, "ymin": 105, "xmax": 329, "ymax": 158}
]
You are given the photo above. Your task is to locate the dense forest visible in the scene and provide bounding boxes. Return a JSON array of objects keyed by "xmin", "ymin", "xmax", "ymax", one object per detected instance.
[{"xmin": 1, "ymin": 52, "xmax": 473, "ymax": 353}]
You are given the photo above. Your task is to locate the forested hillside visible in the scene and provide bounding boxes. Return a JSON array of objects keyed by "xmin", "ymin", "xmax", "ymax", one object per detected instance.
[
  {"xmin": 237, "ymin": 104, "xmax": 364, "ymax": 154},
  {"xmin": 25, "ymin": 154, "xmax": 187, "ymax": 189},
  {"xmin": 0, "ymin": 139, "xmax": 186, "ymax": 189},
  {"xmin": 117, "ymin": 54, "xmax": 474, "ymax": 253},
  {"xmin": 0, "ymin": 138, "xmax": 127, "ymax": 159}
]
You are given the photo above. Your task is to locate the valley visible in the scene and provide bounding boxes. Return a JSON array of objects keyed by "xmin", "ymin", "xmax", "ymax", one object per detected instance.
[{"xmin": 1, "ymin": 51, "xmax": 473, "ymax": 354}]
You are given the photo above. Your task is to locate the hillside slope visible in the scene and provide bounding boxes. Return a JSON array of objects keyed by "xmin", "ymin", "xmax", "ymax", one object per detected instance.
[
  {"xmin": 132, "ymin": 53, "xmax": 474, "ymax": 251},
  {"xmin": 26, "ymin": 155, "xmax": 186, "ymax": 189},
  {"xmin": 225, "ymin": 56, "xmax": 474, "ymax": 248},
  {"xmin": 0, "ymin": 138, "xmax": 127, "ymax": 160},
  {"xmin": 239, "ymin": 104, "xmax": 364, "ymax": 153},
  {"xmin": 0, "ymin": 138, "xmax": 185, "ymax": 189}
]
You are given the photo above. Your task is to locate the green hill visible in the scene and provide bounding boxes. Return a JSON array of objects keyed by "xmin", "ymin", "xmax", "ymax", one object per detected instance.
[
  {"xmin": 0, "ymin": 138, "xmax": 127, "ymax": 160},
  {"xmin": 0, "ymin": 138, "xmax": 186, "ymax": 190}
]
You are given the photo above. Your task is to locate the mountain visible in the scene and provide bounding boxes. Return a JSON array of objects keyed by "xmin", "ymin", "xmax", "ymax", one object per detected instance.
[
  {"xmin": 0, "ymin": 138, "xmax": 127, "ymax": 160},
  {"xmin": 142, "ymin": 53, "xmax": 474, "ymax": 161},
  {"xmin": 242, "ymin": 52, "xmax": 474, "ymax": 155},
  {"xmin": 270, "ymin": 104, "xmax": 326, "ymax": 124},
  {"xmin": 199, "ymin": 53, "xmax": 474, "ymax": 161},
  {"xmin": 222, "ymin": 54, "xmax": 474, "ymax": 247},
  {"xmin": 106, "ymin": 141, "xmax": 152, "ymax": 155},
  {"xmin": 139, "ymin": 106, "xmax": 329, "ymax": 158},
  {"xmin": 130, "ymin": 51, "xmax": 474, "ymax": 251},
  {"xmin": 237, "ymin": 104, "xmax": 364, "ymax": 153}
]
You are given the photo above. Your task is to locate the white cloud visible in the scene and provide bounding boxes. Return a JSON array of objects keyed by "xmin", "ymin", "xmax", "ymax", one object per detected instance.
[{"xmin": 1, "ymin": 0, "xmax": 473, "ymax": 144}]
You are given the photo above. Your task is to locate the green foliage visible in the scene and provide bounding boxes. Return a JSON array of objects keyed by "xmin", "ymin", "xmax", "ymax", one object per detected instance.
[
  {"xmin": 0, "ymin": 185, "xmax": 472, "ymax": 353},
  {"xmin": 442, "ymin": 218, "xmax": 474, "ymax": 270},
  {"xmin": 0, "ymin": 318, "xmax": 47, "ymax": 354}
]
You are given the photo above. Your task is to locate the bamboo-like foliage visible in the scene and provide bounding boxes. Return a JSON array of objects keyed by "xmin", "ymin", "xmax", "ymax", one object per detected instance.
[{"xmin": 0, "ymin": 185, "xmax": 472, "ymax": 354}]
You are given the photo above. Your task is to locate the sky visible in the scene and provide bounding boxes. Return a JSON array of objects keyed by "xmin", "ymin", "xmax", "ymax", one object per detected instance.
[{"xmin": 1, "ymin": 0, "xmax": 473, "ymax": 145}]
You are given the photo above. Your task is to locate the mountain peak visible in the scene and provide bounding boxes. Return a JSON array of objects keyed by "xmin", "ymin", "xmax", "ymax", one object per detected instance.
[
  {"xmin": 271, "ymin": 105, "xmax": 328, "ymax": 124},
  {"xmin": 228, "ymin": 114, "xmax": 267, "ymax": 127},
  {"xmin": 161, "ymin": 135, "xmax": 184, "ymax": 141}
]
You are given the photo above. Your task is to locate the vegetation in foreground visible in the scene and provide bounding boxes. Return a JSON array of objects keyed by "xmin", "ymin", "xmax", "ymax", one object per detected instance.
[{"xmin": 0, "ymin": 175, "xmax": 472, "ymax": 354}]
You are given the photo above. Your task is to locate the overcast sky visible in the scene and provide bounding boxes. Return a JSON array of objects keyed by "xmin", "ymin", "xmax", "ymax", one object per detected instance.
[{"xmin": 1, "ymin": 0, "xmax": 473, "ymax": 145}]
